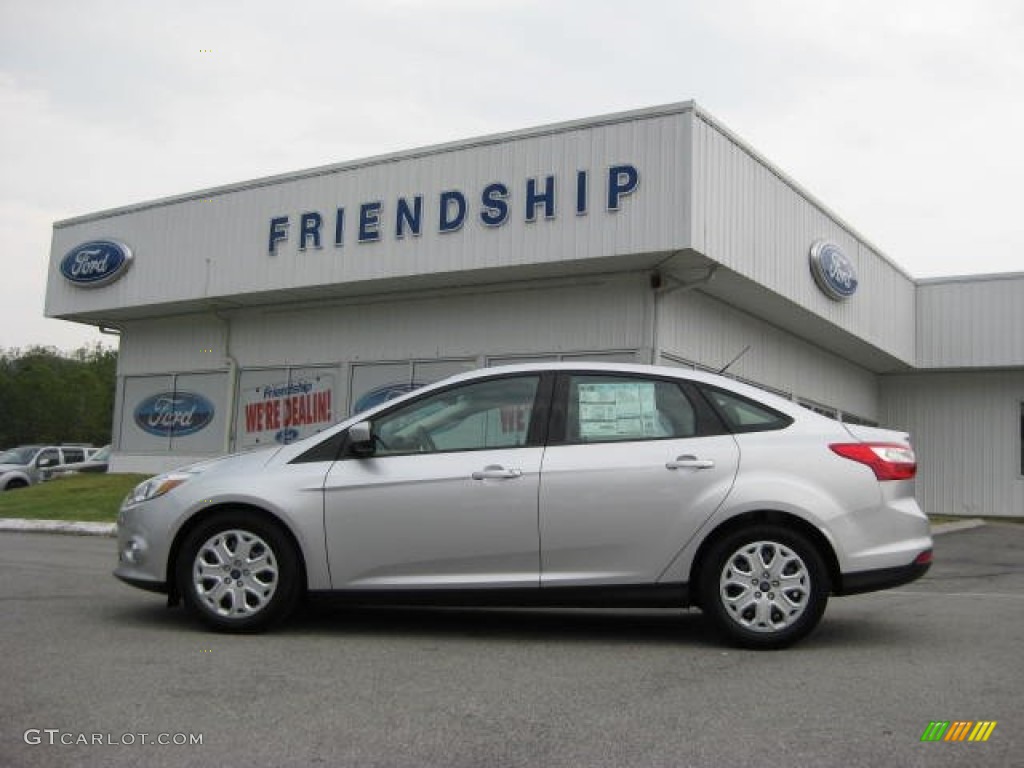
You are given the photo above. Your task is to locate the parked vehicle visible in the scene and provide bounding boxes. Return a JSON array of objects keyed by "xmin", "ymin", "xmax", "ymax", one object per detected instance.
[
  {"xmin": 0, "ymin": 445, "xmax": 94, "ymax": 490},
  {"xmin": 115, "ymin": 363, "xmax": 932, "ymax": 648},
  {"xmin": 51, "ymin": 444, "xmax": 111, "ymax": 475}
]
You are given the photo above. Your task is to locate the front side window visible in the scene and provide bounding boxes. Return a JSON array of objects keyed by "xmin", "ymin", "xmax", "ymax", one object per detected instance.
[
  {"xmin": 0, "ymin": 447, "xmax": 36, "ymax": 465},
  {"xmin": 371, "ymin": 375, "xmax": 541, "ymax": 456},
  {"xmin": 36, "ymin": 449, "xmax": 59, "ymax": 467},
  {"xmin": 565, "ymin": 375, "xmax": 698, "ymax": 443}
]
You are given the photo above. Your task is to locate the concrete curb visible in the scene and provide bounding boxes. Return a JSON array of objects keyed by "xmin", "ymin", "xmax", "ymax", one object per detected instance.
[
  {"xmin": 0, "ymin": 519, "xmax": 117, "ymax": 537},
  {"xmin": 0, "ymin": 517, "xmax": 990, "ymax": 539},
  {"xmin": 929, "ymin": 518, "xmax": 986, "ymax": 535}
]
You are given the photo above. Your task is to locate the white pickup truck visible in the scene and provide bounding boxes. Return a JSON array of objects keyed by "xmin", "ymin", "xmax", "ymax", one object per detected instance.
[{"xmin": 0, "ymin": 445, "xmax": 96, "ymax": 490}]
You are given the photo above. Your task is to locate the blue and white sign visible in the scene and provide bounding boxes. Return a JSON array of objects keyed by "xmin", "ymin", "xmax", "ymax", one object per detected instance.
[
  {"xmin": 268, "ymin": 164, "xmax": 640, "ymax": 255},
  {"xmin": 59, "ymin": 240, "xmax": 133, "ymax": 288},
  {"xmin": 274, "ymin": 428, "xmax": 300, "ymax": 444},
  {"xmin": 352, "ymin": 382, "xmax": 425, "ymax": 415},
  {"xmin": 134, "ymin": 391, "xmax": 215, "ymax": 437},
  {"xmin": 809, "ymin": 240, "xmax": 858, "ymax": 301}
]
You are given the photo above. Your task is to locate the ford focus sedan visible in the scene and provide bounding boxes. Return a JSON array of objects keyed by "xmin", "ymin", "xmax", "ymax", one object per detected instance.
[{"xmin": 115, "ymin": 363, "xmax": 932, "ymax": 649}]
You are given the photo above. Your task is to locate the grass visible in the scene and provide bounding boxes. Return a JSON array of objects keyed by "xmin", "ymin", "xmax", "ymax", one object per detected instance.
[{"xmin": 0, "ymin": 473, "xmax": 149, "ymax": 523}]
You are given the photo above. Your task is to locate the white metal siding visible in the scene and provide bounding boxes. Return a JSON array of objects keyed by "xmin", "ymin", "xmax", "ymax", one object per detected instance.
[
  {"xmin": 690, "ymin": 113, "xmax": 917, "ymax": 365},
  {"xmin": 232, "ymin": 276, "xmax": 647, "ymax": 368},
  {"xmin": 917, "ymin": 274, "xmax": 1024, "ymax": 368},
  {"xmin": 880, "ymin": 371, "xmax": 1024, "ymax": 517},
  {"xmin": 47, "ymin": 108, "xmax": 693, "ymax": 319},
  {"xmin": 116, "ymin": 276, "xmax": 647, "ymax": 376},
  {"xmin": 117, "ymin": 316, "xmax": 228, "ymax": 376},
  {"xmin": 658, "ymin": 289, "xmax": 879, "ymax": 420}
]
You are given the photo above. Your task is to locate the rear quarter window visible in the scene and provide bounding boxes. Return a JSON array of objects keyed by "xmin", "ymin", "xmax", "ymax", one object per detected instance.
[{"xmin": 700, "ymin": 386, "xmax": 794, "ymax": 433}]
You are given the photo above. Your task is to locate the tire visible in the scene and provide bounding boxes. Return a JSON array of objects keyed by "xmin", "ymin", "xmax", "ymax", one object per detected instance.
[
  {"xmin": 4, "ymin": 479, "xmax": 28, "ymax": 490},
  {"xmin": 699, "ymin": 525, "xmax": 830, "ymax": 649},
  {"xmin": 176, "ymin": 512, "xmax": 301, "ymax": 633}
]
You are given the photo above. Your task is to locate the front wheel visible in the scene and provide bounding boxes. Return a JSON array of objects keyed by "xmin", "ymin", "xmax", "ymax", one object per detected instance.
[
  {"xmin": 176, "ymin": 512, "xmax": 301, "ymax": 632},
  {"xmin": 699, "ymin": 525, "xmax": 830, "ymax": 649}
]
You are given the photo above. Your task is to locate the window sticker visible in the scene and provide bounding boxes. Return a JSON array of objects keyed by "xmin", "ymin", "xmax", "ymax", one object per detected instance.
[{"xmin": 577, "ymin": 382, "xmax": 661, "ymax": 439}]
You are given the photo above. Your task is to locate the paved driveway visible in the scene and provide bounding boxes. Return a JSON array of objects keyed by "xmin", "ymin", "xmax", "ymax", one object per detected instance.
[{"xmin": 1, "ymin": 524, "xmax": 1021, "ymax": 767}]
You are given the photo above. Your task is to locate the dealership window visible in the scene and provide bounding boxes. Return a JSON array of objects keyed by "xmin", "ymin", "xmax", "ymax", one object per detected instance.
[
  {"xmin": 349, "ymin": 359, "xmax": 476, "ymax": 416},
  {"xmin": 236, "ymin": 366, "xmax": 337, "ymax": 449},
  {"xmin": 487, "ymin": 351, "xmax": 636, "ymax": 368},
  {"xmin": 119, "ymin": 373, "xmax": 227, "ymax": 454},
  {"xmin": 796, "ymin": 398, "xmax": 839, "ymax": 420}
]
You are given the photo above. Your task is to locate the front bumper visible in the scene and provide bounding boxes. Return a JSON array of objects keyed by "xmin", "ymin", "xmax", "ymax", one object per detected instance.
[
  {"xmin": 113, "ymin": 570, "xmax": 168, "ymax": 594},
  {"xmin": 114, "ymin": 494, "xmax": 180, "ymax": 593}
]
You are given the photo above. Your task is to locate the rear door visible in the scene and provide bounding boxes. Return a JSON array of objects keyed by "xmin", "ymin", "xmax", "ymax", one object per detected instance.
[{"xmin": 539, "ymin": 372, "xmax": 739, "ymax": 587}]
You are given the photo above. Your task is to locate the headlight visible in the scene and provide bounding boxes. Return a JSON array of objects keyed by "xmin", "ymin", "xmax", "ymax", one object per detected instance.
[{"xmin": 123, "ymin": 472, "xmax": 195, "ymax": 508}]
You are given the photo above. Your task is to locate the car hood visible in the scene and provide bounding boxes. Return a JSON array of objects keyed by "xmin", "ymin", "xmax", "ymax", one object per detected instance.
[
  {"xmin": 0, "ymin": 463, "xmax": 28, "ymax": 473},
  {"xmin": 173, "ymin": 446, "xmax": 281, "ymax": 479}
]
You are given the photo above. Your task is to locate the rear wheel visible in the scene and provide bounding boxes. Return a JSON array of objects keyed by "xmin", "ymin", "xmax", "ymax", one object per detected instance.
[
  {"xmin": 699, "ymin": 525, "xmax": 829, "ymax": 649},
  {"xmin": 176, "ymin": 512, "xmax": 301, "ymax": 632}
]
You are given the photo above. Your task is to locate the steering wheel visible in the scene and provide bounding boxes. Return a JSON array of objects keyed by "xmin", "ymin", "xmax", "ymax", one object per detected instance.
[{"xmin": 415, "ymin": 427, "xmax": 436, "ymax": 452}]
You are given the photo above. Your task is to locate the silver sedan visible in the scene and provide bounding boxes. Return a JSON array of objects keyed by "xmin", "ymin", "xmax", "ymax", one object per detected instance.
[{"xmin": 115, "ymin": 363, "xmax": 932, "ymax": 649}]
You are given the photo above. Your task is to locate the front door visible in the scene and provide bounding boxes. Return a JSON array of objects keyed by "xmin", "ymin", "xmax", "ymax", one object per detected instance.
[{"xmin": 323, "ymin": 374, "xmax": 546, "ymax": 589}]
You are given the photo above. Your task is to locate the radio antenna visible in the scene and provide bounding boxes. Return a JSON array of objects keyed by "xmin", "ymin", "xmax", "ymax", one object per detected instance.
[{"xmin": 718, "ymin": 345, "xmax": 751, "ymax": 374}]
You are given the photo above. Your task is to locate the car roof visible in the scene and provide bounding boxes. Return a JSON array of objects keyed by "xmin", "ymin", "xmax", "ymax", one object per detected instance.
[{"xmin": 383, "ymin": 361, "xmax": 810, "ymax": 420}]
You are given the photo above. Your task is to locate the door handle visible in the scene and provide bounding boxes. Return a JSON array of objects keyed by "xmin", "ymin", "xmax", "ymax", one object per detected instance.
[
  {"xmin": 472, "ymin": 465, "xmax": 523, "ymax": 480},
  {"xmin": 666, "ymin": 455, "xmax": 715, "ymax": 470}
]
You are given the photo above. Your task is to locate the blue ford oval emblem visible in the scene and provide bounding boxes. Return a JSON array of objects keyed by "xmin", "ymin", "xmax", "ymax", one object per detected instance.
[
  {"xmin": 60, "ymin": 240, "xmax": 133, "ymax": 287},
  {"xmin": 134, "ymin": 391, "xmax": 215, "ymax": 437},
  {"xmin": 275, "ymin": 428, "xmax": 300, "ymax": 444},
  {"xmin": 809, "ymin": 240, "xmax": 858, "ymax": 301},
  {"xmin": 352, "ymin": 382, "xmax": 425, "ymax": 415}
]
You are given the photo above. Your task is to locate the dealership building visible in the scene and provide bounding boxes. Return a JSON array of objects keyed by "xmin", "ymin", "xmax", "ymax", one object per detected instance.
[{"xmin": 45, "ymin": 102, "xmax": 1022, "ymax": 517}]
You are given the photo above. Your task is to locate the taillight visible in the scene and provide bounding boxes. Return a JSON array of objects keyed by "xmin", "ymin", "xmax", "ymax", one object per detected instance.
[{"xmin": 829, "ymin": 443, "xmax": 917, "ymax": 481}]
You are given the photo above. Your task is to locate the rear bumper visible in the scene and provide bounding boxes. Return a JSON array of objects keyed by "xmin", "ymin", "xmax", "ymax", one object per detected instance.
[{"xmin": 836, "ymin": 551, "xmax": 932, "ymax": 595}]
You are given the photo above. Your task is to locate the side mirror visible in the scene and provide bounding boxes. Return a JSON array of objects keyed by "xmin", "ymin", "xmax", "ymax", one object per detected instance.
[
  {"xmin": 347, "ymin": 421, "xmax": 375, "ymax": 457},
  {"xmin": 37, "ymin": 457, "xmax": 57, "ymax": 468}
]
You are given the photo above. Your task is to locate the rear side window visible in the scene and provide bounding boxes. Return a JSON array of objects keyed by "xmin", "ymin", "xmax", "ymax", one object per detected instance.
[
  {"xmin": 565, "ymin": 375, "xmax": 698, "ymax": 443},
  {"xmin": 62, "ymin": 448, "xmax": 85, "ymax": 464},
  {"xmin": 701, "ymin": 387, "xmax": 793, "ymax": 433}
]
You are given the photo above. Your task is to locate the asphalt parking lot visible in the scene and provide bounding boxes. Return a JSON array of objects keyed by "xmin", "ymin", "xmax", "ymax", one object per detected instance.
[{"xmin": 1, "ymin": 523, "xmax": 1021, "ymax": 768}]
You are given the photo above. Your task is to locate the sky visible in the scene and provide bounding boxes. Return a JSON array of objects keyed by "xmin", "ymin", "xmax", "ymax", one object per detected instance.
[{"xmin": 2, "ymin": 0, "xmax": 1022, "ymax": 352}]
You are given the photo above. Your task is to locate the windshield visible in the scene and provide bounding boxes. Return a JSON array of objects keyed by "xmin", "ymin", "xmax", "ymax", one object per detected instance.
[
  {"xmin": 0, "ymin": 447, "xmax": 38, "ymax": 465},
  {"xmin": 90, "ymin": 445, "xmax": 112, "ymax": 462}
]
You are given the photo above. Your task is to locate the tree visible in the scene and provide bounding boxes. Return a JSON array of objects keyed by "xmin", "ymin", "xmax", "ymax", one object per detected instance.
[{"xmin": 0, "ymin": 344, "xmax": 118, "ymax": 448}]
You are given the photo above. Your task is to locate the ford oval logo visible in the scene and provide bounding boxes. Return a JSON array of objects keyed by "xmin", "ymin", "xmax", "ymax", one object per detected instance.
[
  {"xmin": 60, "ymin": 240, "xmax": 133, "ymax": 287},
  {"xmin": 134, "ymin": 391, "xmax": 215, "ymax": 437},
  {"xmin": 275, "ymin": 428, "xmax": 300, "ymax": 444},
  {"xmin": 352, "ymin": 382, "xmax": 425, "ymax": 415},
  {"xmin": 809, "ymin": 240, "xmax": 858, "ymax": 301}
]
